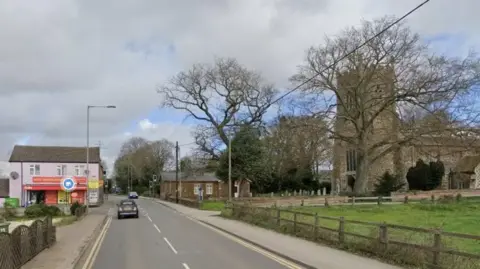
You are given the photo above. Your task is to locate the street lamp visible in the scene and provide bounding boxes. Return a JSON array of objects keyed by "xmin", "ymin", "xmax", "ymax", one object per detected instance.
[{"xmin": 86, "ymin": 105, "xmax": 116, "ymax": 213}]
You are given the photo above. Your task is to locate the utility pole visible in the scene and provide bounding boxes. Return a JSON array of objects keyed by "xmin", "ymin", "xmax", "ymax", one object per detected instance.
[
  {"xmin": 175, "ymin": 141, "xmax": 179, "ymax": 203},
  {"xmin": 228, "ymin": 137, "xmax": 232, "ymax": 201}
]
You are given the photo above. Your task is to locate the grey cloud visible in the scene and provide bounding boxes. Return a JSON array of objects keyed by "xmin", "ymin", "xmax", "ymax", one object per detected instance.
[{"xmin": 0, "ymin": 0, "xmax": 477, "ymax": 165}]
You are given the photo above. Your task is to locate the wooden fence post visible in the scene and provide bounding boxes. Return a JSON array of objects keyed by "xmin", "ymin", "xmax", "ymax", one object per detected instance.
[
  {"xmin": 313, "ymin": 213, "xmax": 319, "ymax": 239},
  {"xmin": 379, "ymin": 222, "xmax": 388, "ymax": 247},
  {"xmin": 404, "ymin": 196, "xmax": 409, "ymax": 204},
  {"xmin": 377, "ymin": 196, "xmax": 382, "ymax": 205},
  {"xmin": 293, "ymin": 212, "xmax": 297, "ymax": 234},
  {"xmin": 432, "ymin": 230, "xmax": 442, "ymax": 267},
  {"xmin": 431, "ymin": 194, "xmax": 435, "ymax": 203},
  {"xmin": 276, "ymin": 209, "xmax": 281, "ymax": 226},
  {"xmin": 351, "ymin": 196, "xmax": 356, "ymax": 205},
  {"xmin": 338, "ymin": 217, "xmax": 345, "ymax": 243}
]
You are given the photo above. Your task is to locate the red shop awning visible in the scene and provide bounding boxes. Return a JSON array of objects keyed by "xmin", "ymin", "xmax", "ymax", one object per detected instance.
[{"xmin": 23, "ymin": 184, "xmax": 87, "ymax": 191}]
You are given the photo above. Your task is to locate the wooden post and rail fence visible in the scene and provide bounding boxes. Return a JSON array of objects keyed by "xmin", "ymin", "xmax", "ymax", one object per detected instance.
[{"xmin": 223, "ymin": 203, "xmax": 480, "ymax": 269}]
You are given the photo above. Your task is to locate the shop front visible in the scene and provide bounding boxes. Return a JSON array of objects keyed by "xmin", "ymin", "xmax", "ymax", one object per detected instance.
[{"xmin": 23, "ymin": 176, "xmax": 88, "ymax": 205}]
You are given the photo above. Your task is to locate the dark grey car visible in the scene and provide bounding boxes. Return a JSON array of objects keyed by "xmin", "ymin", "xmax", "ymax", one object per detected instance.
[{"xmin": 117, "ymin": 199, "xmax": 139, "ymax": 219}]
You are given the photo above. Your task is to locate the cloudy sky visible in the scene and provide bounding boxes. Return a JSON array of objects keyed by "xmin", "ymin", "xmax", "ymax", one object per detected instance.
[{"xmin": 0, "ymin": 0, "xmax": 478, "ymax": 174}]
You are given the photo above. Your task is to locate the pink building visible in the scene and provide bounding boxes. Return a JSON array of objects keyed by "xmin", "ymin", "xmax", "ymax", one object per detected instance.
[{"xmin": 7, "ymin": 145, "xmax": 104, "ymax": 207}]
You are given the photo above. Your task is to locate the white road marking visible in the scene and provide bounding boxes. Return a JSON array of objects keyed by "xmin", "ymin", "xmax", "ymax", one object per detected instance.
[
  {"xmin": 153, "ymin": 223, "xmax": 161, "ymax": 233},
  {"xmin": 163, "ymin": 237, "xmax": 178, "ymax": 254},
  {"xmin": 158, "ymin": 204, "xmax": 302, "ymax": 269},
  {"xmin": 182, "ymin": 263, "xmax": 191, "ymax": 269},
  {"xmin": 82, "ymin": 217, "xmax": 112, "ymax": 269},
  {"xmin": 147, "ymin": 215, "xmax": 153, "ymax": 222}
]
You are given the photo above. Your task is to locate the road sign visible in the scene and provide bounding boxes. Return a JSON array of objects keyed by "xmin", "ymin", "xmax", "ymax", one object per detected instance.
[
  {"xmin": 61, "ymin": 177, "xmax": 77, "ymax": 192},
  {"xmin": 152, "ymin": 175, "xmax": 157, "ymax": 182}
]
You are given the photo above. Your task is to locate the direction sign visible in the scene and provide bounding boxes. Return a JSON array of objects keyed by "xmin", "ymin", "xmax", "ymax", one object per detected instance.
[{"xmin": 61, "ymin": 177, "xmax": 77, "ymax": 192}]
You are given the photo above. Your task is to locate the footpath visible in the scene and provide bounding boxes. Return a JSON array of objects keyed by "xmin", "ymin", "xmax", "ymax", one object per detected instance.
[
  {"xmin": 21, "ymin": 205, "xmax": 111, "ymax": 269},
  {"xmin": 153, "ymin": 199, "xmax": 403, "ymax": 269}
]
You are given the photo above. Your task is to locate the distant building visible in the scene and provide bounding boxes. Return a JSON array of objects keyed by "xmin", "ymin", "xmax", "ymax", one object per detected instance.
[
  {"xmin": 6, "ymin": 145, "xmax": 105, "ymax": 207},
  {"xmin": 160, "ymin": 171, "xmax": 251, "ymax": 199}
]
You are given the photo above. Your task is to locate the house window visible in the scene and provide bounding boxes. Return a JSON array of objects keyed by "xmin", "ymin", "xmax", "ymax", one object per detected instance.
[
  {"xmin": 57, "ymin": 165, "xmax": 67, "ymax": 176},
  {"xmin": 346, "ymin": 149, "xmax": 358, "ymax": 172},
  {"xmin": 74, "ymin": 165, "xmax": 80, "ymax": 176},
  {"xmin": 193, "ymin": 184, "xmax": 200, "ymax": 195},
  {"xmin": 206, "ymin": 183, "xmax": 213, "ymax": 195},
  {"xmin": 29, "ymin": 164, "xmax": 40, "ymax": 175},
  {"xmin": 80, "ymin": 165, "xmax": 85, "ymax": 175}
]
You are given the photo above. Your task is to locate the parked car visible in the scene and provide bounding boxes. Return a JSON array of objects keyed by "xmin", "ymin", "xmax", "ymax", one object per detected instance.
[
  {"xmin": 128, "ymin": 191, "xmax": 138, "ymax": 199},
  {"xmin": 117, "ymin": 199, "xmax": 139, "ymax": 219}
]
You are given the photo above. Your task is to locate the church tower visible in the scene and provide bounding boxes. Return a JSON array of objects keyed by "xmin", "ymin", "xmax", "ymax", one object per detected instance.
[{"xmin": 331, "ymin": 63, "xmax": 403, "ymax": 192}]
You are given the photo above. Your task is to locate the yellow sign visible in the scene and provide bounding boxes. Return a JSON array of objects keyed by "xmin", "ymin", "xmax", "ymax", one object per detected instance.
[{"xmin": 88, "ymin": 180, "xmax": 99, "ymax": 189}]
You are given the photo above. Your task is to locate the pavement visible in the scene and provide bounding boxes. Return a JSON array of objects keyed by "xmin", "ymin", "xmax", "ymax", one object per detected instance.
[
  {"xmin": 21, "ymin": 201, "xmax": 113, "ymax": 269},
  {"xmin": 148, "ymin": 198, "xmax": 404, "ymax": 269},
  {"xmin": 92, "ymin": 196, "xmax": 296, "ymax": 269}
]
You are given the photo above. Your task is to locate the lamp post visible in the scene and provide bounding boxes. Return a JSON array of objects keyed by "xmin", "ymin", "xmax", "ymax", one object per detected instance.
[{"xmin": 86, "ymin": 105, "xmax": 116, "ymax": 213}]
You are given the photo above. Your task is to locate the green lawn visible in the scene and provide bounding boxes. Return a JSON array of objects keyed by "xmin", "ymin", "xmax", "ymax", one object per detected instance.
[
  {"xmin": 290, "ymin": 201, "xmax": 480, "ymax": 254},
  {"xmin": 200, "ymin": 201, "xmax": 226, "ymax": 211}
]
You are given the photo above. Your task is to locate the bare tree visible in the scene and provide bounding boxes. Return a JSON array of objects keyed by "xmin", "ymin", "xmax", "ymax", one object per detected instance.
[
  {"xmin": 290, "ymin": 16, "xmax": 480, "ymax": 194},
  {"xmin": 265, "ymin": 115, "xmax": 331, "ymax": 176},
  {"xmin": 158, "ymin": 57, "xmax": 277, "ymax": 159}
]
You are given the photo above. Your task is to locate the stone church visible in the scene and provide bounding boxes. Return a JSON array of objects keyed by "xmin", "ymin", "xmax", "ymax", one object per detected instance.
[{"xmin": 331, "ymin": 65, "xmax": 480, "ymax": 192}]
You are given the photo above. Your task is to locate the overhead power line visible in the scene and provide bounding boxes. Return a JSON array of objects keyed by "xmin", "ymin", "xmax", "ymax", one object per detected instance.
[{"xmin": 269, "ymin": 0, "xmax": 430, "ymax": 105}]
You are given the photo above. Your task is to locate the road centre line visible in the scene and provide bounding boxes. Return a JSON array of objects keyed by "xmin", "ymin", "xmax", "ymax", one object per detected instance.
[
  {"xmin": 182, "ymin": 263, "xmax": 191, "ymax": 269},
  {"xmin": 160, "ymin": 206, "xmax": 302, "ymax": 269},
  {"xmin": 163, "ymin": 237, "xmax": 178, "ymax": 254},
  {"xmin": 153, "ymin": 223, "xmax": 161, "ymax": 233}
]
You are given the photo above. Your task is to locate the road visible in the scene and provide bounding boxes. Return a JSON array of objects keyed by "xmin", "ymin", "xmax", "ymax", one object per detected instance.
[{"xmin": 91, "ymin": 196, "xmax": 300, "ymax": 269}]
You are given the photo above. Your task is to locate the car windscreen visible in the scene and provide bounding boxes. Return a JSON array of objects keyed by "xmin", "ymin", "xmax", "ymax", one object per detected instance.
[
  {"xmin": 121, "ymin": 201, "xmax": 134, "ymax": 205},
  {"xmin": 129, "ymin": 192, "xmax": 137, "ymax": 195}
]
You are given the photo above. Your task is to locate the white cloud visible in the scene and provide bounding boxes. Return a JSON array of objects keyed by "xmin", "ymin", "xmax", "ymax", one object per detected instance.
[{"xmin": 0, "ymin": 0, "xmax": 478, "ymax": 173}]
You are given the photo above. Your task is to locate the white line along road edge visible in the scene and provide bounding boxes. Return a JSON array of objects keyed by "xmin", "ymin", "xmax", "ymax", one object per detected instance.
[{"xmin": 82, "ymin": 217, "xmax": 113, "ymax": 269}]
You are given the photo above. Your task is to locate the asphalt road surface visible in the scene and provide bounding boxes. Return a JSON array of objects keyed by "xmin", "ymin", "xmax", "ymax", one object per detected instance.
[{"xmin": 92, "ymin": 196, "xmax": 298, "ymax": 269}]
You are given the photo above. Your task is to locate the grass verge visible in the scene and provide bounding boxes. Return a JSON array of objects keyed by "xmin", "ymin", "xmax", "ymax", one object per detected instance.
[{"xmin": 200, "ymin": 201, "xmax": 225, "ymax": 211}]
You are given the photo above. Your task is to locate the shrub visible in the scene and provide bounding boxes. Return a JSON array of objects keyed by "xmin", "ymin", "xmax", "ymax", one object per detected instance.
[
  {"xmin": 25, "ymin": 204, "xmax": 62, "ymax": 218},
  {"xmin": 2, "ymin": 202, "xmax": 17, "ymax": 219},
  {"xmin": 406, "ymin": 159, "xmax": 445, "ymax": 190},
  {"xmin": 70, "ymin": 201, "xmax": 82, "ymax": 216},
  {"xmin": 373, "ymin": 171, "xmax": 405, "ymax": 196}
]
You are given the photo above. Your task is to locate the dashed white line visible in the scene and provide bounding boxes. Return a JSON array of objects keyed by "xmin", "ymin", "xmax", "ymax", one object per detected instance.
[
  {"xmin": 153, "ymin": 223, "xmax": 161, "ymax": 233},
  {"xmin": 147, "ymin": 215, "xmax": 153, "ymax": 222},
  {"xmin": 182, "ymin": 263, "xmax": 191, "ymax": 269},
  {"xmin": 163, "ymin": 237, "xmax": 178, "ymax": 254}
]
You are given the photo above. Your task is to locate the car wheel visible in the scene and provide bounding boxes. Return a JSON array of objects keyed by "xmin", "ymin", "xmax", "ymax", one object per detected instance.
[{"xmin": 118, "ymin": 214, "xmax": 122, "ymax": 219}]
